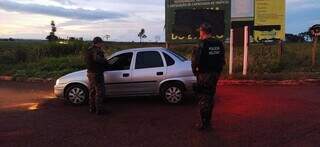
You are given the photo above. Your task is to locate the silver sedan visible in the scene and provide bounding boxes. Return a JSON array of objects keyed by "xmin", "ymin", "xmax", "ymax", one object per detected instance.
[{"xmin": 54, "ymin": 47, "xmax": 196, "ymax": 105}]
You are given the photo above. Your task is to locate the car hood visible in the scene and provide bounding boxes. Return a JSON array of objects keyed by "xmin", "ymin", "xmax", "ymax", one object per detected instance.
[{"xmin": 58, "ymin": 70, "xmax": 87, "ymax": 84}]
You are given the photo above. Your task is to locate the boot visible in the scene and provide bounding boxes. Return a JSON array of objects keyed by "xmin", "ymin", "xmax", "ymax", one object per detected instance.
[
  {"xmin": 96, "ymin": 108, "xmax": 110, "ymax": 115},
  {"xmin": 95, "ymin": 109, "xmax": 104, "ymax": 115},
  {"xmin": 195, "ymin": 118, "xmax": 212, "ymax": 131},
  {"xmin": 89, "ymin": 107, "xmax": 96, "ymax": 113}
]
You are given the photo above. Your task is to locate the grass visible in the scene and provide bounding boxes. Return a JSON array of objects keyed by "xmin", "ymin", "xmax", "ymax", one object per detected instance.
[
  {"xmin": 0, "ymin": 40, "xmax": 319, "ymax": 80},
  {"xmin": 0, "ymin": 56, "xmax": 84, "ymax": 79}
]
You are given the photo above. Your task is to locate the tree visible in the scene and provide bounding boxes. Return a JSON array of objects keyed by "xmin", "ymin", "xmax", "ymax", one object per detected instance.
[
  {"xmin": 46, "ymin": 20, "xmax": 58, "ymax": 41},
  {"xmin": 298, "ymin": 31, "xmax": 312, "ymax": 42},
  {"xmin": 138, "ymin": 29, "xmax": 147, "ymax": 43},
  {"xmin": 285, "ymin": 34, "xmax": 305, "ymax": 42}
]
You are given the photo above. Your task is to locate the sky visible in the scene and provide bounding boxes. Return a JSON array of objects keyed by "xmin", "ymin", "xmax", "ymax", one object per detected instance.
[{"xmin": 0, "ymin": 0, "xmax": 319, "ymax": 41}]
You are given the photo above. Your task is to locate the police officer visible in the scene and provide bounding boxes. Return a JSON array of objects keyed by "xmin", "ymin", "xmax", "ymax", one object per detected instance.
[
  {"xmin": 85, "ymin": 37, "xmax": 109, "ymax": 115},
  {"xmin": 192, "ymin": 23, "xmax": 225, "ymax": 131}
]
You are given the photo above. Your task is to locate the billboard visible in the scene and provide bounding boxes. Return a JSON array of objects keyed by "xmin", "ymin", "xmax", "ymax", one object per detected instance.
[
  {"xmin": 165, "ymin": 0, "xmax": 231, "ymax": 44},
  {"xmin": 254, "ymin": 0, "xmax": 286, "ymax": 41},
  {"xmin": 231, "ymin": 0, "xmax": 253, "ymax": 18}
]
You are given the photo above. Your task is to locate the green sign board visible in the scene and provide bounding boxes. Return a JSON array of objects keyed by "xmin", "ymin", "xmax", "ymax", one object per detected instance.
[{"xmin": 165, "ymin": 0, "xmax": 231, "ymax": 44}]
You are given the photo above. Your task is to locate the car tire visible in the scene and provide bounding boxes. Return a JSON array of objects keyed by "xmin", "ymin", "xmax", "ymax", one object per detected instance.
[
  {"xmin": 161, "ymin": 83, "xmax": 185, "ymax": 104},
  {"xmin": 65, "ymin": 84, "xmax": 88, "ymax": 105}
]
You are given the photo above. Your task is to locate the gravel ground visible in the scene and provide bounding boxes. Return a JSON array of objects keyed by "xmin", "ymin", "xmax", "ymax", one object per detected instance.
[{"xmin": 1, "ymin": 80, "xmax": 320, "ymax": 147}]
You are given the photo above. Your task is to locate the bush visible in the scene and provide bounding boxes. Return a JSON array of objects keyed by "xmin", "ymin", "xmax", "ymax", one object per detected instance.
[
  {"xmin": 14, "ymin": 48, "xmax": 28, "ymax": 63},
  {"xmin": 1, "ymin": 55, "xmax": 85, "ymax": 78},
  {"xmin": 0, "ymin": 50, "xmax": 16, "ymax": 64},
  {"xmin": 41, "ymin": 40, "xmax": 89, "ymax": 57},
  {"xmin": 0, "ymin": 40, "xmax": 319, "ymax": 79}
]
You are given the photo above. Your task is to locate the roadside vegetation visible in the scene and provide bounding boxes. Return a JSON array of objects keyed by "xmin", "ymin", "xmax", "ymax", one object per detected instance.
[{"xmin": 0, "ymin": 40, "xmax": 319, "ymax": 80}]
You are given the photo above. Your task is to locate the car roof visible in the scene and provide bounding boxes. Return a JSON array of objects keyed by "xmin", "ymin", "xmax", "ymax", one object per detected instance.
[
  {"xmin": 108, "ymin": 47, "xmax": 188, "ymax": 63},
  {"xmin": 117, "ymin": 47, "xmax": 167, "ymax": 53},
  {"xmin": 109, "ymin": 47, "xmax": 169, "ymax": 58}
]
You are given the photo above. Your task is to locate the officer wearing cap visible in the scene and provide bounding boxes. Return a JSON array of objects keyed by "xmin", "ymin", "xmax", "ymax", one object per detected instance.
[
  {"xmin": 85, "ymin": 37, "xmax": 109, "ymax": 115},
  {"xmin": 192, "ymin": 23, "xmax": 225, "ymax": 131}
]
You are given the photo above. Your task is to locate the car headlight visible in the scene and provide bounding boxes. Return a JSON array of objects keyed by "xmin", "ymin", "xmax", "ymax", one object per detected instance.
[
  {"xmin": 56, "ymin": 78, "xmax": 68, "ymax": 85},
  {"xmin": 55, "ymin": 79, "xmax": 60, "ymax": 85}
]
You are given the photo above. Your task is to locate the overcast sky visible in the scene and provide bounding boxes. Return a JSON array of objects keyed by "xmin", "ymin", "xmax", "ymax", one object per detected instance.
[{"xmin": 0, "ymin": 0, "xmax": 319, "ymax": 41}]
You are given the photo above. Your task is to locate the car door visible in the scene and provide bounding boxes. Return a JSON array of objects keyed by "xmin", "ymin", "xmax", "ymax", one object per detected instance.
[
  {"xmin": 131, "ymin": 51, "xmax": 166, "ymax": 95},
  {"xmin": 104, "ymin": 52, "xmax": 134, "ymax": 97}
]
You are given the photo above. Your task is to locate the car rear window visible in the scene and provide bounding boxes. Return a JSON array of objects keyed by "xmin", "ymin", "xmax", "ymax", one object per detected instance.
[
  {"xmin": 135, "ymin": 51, "xmax": 164, "ymax": 69},
  {"xmin": 163, "ymin": 52, "xmax": 175, "ymax": 66},
  {"xmin": 166, "ymin": 50, "xmax": 187, "ymax": 61}
]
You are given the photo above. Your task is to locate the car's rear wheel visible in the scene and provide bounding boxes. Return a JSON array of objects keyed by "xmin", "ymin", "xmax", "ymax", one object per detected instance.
[
  {"xmin": 65, "ymin": 84, "xmax": 88, "ymax": 105},
  {"xmin": 161, "ymin": 83, "xmax": 185, "ymax": 104}
]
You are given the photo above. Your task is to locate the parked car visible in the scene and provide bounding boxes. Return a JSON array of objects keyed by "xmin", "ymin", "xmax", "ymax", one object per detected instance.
[{"xmin": 54, "ymin": 47, "xmax": 196, "ymax": 105}]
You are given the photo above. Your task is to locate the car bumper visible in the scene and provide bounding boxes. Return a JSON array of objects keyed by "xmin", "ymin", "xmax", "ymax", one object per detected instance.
[
  {"xmin": 54, "ymin": 84, "xmax": 66, "ymax": 98},
  {"xmin": 184, "ymin": 76, "xmax": 197, "ymax": 94}
]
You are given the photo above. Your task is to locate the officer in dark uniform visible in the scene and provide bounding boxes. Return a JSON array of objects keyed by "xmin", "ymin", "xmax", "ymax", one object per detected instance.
[
  {"xmin": 192, "ymin": 23, "xmax": 225, "ymax": 131},
  {"xmin": 85, "ymin": 37, "xmax": 109, "ymax": 115}
]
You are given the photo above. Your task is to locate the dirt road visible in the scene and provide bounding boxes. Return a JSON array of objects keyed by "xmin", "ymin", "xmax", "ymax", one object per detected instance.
[{"xmin": 1, "ymin": 80, "xmax": 320, "ymax": 147}]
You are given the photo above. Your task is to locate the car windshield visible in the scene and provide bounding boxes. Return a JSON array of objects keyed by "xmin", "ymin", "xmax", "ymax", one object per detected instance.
[
  {"xmin": 107, "ymin": 56, "xmax": 119, "ymax": 65},
  {"xmin": 166, "ymin": 49, "xmax": 187, "ymax": 61}
]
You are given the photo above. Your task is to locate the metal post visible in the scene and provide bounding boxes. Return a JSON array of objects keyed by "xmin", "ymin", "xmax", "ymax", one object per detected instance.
[
  {"xmin": 278, "ymin": 40, "xmax": 284, "ymax": 57},
  {"xmin": 243, "ymin": 26, "xmax": 249, "ymax": 76},
  {"xmin": 229, "ymin": 29, "xmax": 234, "ymax": 75},
  {"xmin": 166, "ymin": 42, "xmax": 169, "ymax": 49}
]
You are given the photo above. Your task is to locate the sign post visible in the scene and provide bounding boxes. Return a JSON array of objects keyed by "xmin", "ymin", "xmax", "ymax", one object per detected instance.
[
  {"xmin": 243, "ymin": 26, "xmax": 249, "ymax": 76},
  {"xmin": 278, "ymin": 40, "xmax": 284, "ymax": 58},
  {"xmin": 229, "ymin": 29, "xmax": 234, "ymax": 75}
]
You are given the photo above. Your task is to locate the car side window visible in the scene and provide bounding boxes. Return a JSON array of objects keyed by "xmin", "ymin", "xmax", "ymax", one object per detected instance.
[
  {"xmin": 163, "ymin": 52, "xmax": 175, "ymax": 66},
  {"xmin": 135, "ymin": 51, "xmax": 164, "ymax": 69},
  {"xmin": 107, "ymin": 53, "xmax": 133, "ymax": 71}
]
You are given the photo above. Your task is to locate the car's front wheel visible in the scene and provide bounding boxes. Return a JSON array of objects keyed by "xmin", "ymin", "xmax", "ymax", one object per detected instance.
[
  {"xmin": 65, "ymin": 84, "xmax": 88, "ymax": 105},
  {"xmin": 161, "ymin": 83, "xmax": 185, "ymax": 104}
]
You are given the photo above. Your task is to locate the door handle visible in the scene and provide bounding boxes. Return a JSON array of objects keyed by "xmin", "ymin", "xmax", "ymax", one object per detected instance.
[
  {"xmin": 123, "ymin": 73, "xmax": 130, "ymax": 77},
  {"xmin": 157, "ymin": 72, "xmax": 164, "ymax": 76}
]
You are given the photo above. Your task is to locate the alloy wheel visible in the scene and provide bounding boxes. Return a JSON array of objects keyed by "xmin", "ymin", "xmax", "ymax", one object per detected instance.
[
  {"xmin": 68, "ymin": 87, "xmax": 86, "ymax": 104},
  {"xmin": 165, "ymin": 86, "xmax": 183, "ymax": 104}
]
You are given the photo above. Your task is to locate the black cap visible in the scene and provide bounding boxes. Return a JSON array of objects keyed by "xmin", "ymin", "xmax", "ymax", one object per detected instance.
[
  {"xmin": 93, "ymin": 37, "xmax": 103, "ymax": 44},
  {"xmin": 200, "ymin": 23, "xmax": 212, "ymax": 34}
]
